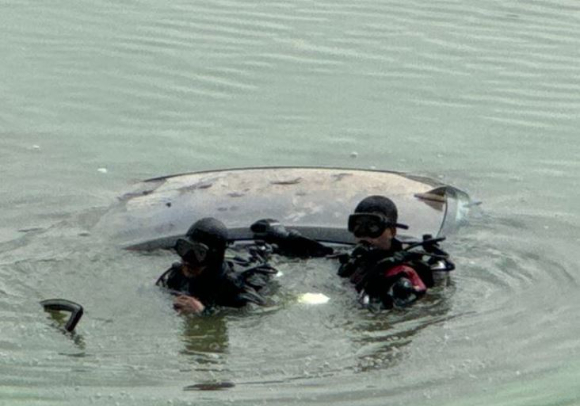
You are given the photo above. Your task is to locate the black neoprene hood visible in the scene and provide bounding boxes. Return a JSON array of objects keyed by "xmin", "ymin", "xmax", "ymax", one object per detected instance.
[
  {"xmin": 354, "ymin": 195, "xmax": 398, "ymax": 224},
  {"xmin": 186, "ymin": 217, "xmax": 229, "ymax": 251}
]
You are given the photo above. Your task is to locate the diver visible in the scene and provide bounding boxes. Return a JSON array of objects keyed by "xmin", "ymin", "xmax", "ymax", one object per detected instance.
[
  {"xmin": 338, "ymin": 195, "xmax": 454, "ymax": 311},
  {"xmin": 156, "ymin": 217, "xmax": 277, "ymax": 314}
]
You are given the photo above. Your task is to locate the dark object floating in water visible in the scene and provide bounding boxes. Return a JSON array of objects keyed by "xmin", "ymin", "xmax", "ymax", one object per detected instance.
[
  {"xmin": 94, "ymin": 166, "xmax": 472, "ymax": 250},
  {"xmin": 184, "ymin": 381, "xmax": 236, "ymax": 391},
  {"xmin": 40, "ymin": 299, "xmax": 84, "ymax": 333}
]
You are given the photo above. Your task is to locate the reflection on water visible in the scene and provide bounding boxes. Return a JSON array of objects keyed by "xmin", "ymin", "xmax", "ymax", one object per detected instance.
[
  {"xmin": 42, "ymin": 308, "xmax": 87, "ymax": 350},
  {"xmin": 180, "ymin": 314, "xmax": 229, "ymax": 361},
  {"xmin": 162, "ymin": 251, "xmax": 459, "ymax": 381},
  {"xmin": 348, "ymin": 285, "xmax": 455, "ymax": 373}
]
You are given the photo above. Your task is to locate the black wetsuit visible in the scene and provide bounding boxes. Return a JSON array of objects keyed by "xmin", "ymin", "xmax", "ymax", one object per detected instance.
[
  {"xmin": 338, "ymin": 239, "xmax": 439, "ymax": 309},
  {"xmin": 157, "ymin": 257, "xmax": 276, "ymax": 309},
  {"xmin": 156, "ymin": 225, "xmax": 330, "ymax": 311}
]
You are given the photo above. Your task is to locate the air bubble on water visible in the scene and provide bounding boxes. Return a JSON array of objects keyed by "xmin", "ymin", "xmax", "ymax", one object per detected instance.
[
  {"xmin": 350, "ymin": 151, "xmax": 358, "ymax": 158},
  {"xmin": 97, "ymin": 168, "xmax": 108, "ymax": 174}
]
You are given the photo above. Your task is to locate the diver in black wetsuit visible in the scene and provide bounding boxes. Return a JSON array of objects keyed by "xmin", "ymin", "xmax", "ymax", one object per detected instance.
[
  {"xmin": 338, "ymin": 195, "xmax": 454, "ymax": 310},
  {"xmin": 156, "ymin": 217, "xmax": 277, "ymax": 314},
  {"xmin": 156, "ymin": 215, "xmax": 335, "ymax": 314}
]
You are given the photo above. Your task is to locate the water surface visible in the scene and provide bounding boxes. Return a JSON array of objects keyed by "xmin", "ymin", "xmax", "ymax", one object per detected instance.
[{"xmin": 1, "ymin": 0, "xmax": 579, "ymax": 405}]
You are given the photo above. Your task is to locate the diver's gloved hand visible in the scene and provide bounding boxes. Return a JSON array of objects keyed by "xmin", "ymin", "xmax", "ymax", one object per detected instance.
[{"xmin": 251, "ymin": 219, "xmax": 290, "ymax": 240}]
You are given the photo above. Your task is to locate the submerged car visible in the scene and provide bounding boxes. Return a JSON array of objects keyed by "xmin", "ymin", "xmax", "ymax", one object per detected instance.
[{"xmin": 93, "ymin": 167, "xmax": 472, "ymax": 250}]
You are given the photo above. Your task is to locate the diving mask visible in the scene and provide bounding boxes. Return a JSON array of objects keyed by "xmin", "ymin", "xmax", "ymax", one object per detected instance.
[
  {"xmin": 348, "ymin": 213, "xmax": 408, "ymax": 238},
  {"xmin": 175, "ymin": 239, "xmax": 212, "ymax": 265}
]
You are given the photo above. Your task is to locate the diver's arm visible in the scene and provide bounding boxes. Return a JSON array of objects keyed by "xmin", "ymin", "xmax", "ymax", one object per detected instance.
[
  {"xmin": 276, "ymin": 232, "xmax": 334, "ymax": 257},
  {"xmin": 156, "ymin": 264, "xmax": 206, "ymax": 313},
  {"xmin": 251, "ymin": 218, "xmax": 333, "ymax": 258}
]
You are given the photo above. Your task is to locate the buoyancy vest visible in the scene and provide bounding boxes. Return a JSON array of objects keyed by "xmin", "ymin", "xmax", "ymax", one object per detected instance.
[
  {"xmin": 338, "ymin": 239, "xmax": 439, "ymax": 309},
  {"xmin": 156, "ymin": 253, "xmax": 277, "ymax": 309}
]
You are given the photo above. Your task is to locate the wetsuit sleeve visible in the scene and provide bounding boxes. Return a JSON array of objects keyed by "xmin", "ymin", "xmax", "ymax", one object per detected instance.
[
  {"xmin": 274, "ymin": 232, "xmax": 334, "ymax": 257},
  {"xmin": 250, "ymin": 218, "xmax": 333, "ymax": 257}
]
